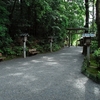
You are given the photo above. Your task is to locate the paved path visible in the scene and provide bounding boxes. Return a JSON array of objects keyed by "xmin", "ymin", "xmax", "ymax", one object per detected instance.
[{"xmin": 0, "ymin": 46, "xmax": 100, "ymax": 100}]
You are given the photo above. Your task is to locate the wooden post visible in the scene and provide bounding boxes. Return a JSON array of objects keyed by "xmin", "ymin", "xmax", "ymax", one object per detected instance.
[
  {"xmin": 50, "ymin": 38, "xmax": 53, "ymax": 52},
  {"xmin": 23, "ymin": 41, "xmax": 26, "ymax": 58},
  {"xmin": 68, "ymin": 31, "xmax": 71, "ymax": 47},
  {"xmin": 23, "ymin": 36, "xmax": 27, "ymax": 58},
  {"xmin": 50, "ymin": 42, "xmax": 52, "ymax": 52}
]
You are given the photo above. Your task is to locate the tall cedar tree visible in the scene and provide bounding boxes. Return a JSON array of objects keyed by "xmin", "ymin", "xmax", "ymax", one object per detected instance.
[{"xmin": 96, "ymin": 0, "xmax": 100, "ymax": 47}]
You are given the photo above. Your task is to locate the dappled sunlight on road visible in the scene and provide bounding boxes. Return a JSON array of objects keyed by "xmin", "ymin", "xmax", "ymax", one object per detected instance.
[
  {"xmin": 31, "ymin": 60, "xmax": 44, "ymax": 63},
  {"xmin": 22, "ymin": 62, "xmax": 29, "ymax": 65},
  {"xmin": 73, "ymin": 77, "xmax": 88, "ymax": 92},
  {"xmin": 8, "ymin": 73, "xmax": 23, "ymax": 76},
  {"xmin": 94, "ymin": 87, "xmax": 100, "ymax": 95},
  {"xmin": 45, "ymin": 62, "xmax": 59, "ymax": 65},
  {"xmin": 60, "ymin": 52, "xmax": 78, "ymax": 55},
  {"xmin": 16, "ymin": 74, "xmax": 38, "ymax": 85},
  {"xmin": 0, "ymin": 46, "xmax": 100, "ymax": 100},
  {"xmin": 42, "ymin": 56, "xmax": 56, "ymax": 61}
]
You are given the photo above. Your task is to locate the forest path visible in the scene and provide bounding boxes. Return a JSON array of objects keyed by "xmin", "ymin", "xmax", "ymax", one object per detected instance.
[{"xmin": 0, "ymin": 46, "xmax": 100, "ymax": 100}]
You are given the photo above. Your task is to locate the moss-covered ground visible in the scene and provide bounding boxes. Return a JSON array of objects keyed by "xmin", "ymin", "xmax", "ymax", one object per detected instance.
[{"xmin": 81, "ymin": 56, "xmax": 100, "ymax": 84}]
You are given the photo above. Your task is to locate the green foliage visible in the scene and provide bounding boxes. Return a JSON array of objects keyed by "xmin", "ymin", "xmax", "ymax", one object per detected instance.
[
  {"xmin": 0, "ymin": 49, "xmax": 3, "ymax": 53},
  {"xmin": 97, "ymin": 71, "xmax": 100, "ymax": 80},
  {"xmin": 66, "ymin": 1, "xmax": 85, "ymax": 28},
  {"xmin": 25, "ymin": 0, "xmax": 33, "ymax": 6},
  {"xmin": 90, "ymin": 40, "xmax": 98, "ymax": 53},
  {"xmin": 90, "ymin": 59, "xmax": 98, "ymax": 68},
  {"xmin": 0, "ymin": 1, "xmax": 12, "ymax": 53},
  {"xmin": 86, "ymin": 67, "xmax": 98, "ymax": 76},
  {"xmin": 13, "ymin": 46, "xmax": 23, "ymax": 56},
  {"xmin": 0, "ymin": 0, "xmax": 86, "ymax": 57},
  {"xmin": 82, "ymin": 57, "xmax": 100, "ymax": 83},
  {"xmin": 81, "ymin": 57, "xmax": 88, "ymax": 73},
  {"xmin": 53, "ymin": 43, "xmax": 61, "ymax": 51},
  {"xmin": 3, "ymin": 47, "xmax": 15, "ymax": 55},
  {"xmin": 92, "ymin": 48, "xmax": 100, "ymax": 68},
  {"xmin": 72, "ymin": 34, "xmax": 81, "ymax": 46},
  {"xmin": 93, "ymin": 48, "xmax": 100, "ymax": 58},
  {"xmin": 32, "ymin": 44, "xmax": 45, "ymax": 53},
  {"xmin": 42, "ymin": 43, "xmax": 50, "ymax": 52}
]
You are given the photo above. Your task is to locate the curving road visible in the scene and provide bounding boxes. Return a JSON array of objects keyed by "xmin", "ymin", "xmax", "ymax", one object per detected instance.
[{"xmin": 0, "ymin": 46, "xmax": 100, "ymax": 100}]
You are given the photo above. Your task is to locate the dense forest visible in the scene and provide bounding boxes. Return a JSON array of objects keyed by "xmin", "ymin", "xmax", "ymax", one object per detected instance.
[{"xmin": 0, "ymin": 0, "xmax": 100, "ymax": 58}]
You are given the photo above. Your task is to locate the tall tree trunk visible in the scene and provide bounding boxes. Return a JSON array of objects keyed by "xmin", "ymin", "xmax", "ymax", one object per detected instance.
[
  {"xmin": 96, "ymin": 0, "xmax": 100, "ymax": 47},
  {"xmin": 9, "ymin": 0, "xmax": 17, "ymax": 20},
  {"xmin": 20, "ymin": 0, "xmax": 23, "ymax": 17},
  {"xmin": 83, "ymin": 0, "xmax": 89, "ymax": 55},
  {"xmin": 9, "ymin": 0, "xmax": 17, "ymax": 37},
  {"xmin": 34, "ymin": 4, "xmax": 37, "ymax": 37},
  {"xmin": 84, "ymin": 0, "xmax": 89, "ymax": 32}
]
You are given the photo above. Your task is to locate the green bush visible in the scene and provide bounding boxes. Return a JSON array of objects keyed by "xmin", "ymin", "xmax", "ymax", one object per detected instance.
[
  {"xmin": 13, "ymin": 46, "xmax": 23, "ymax": 56},
  {"xmin": 93, "ymin": 48, "xmax": 100, "ymax": 58},
  {"xmin": 3, "ymin": 47, "xmax": 15, "ymax": 55},
  {"xmin": 0, "ymin": 1, "xmax": 13, "ymax": 54},
  {"xmin": 53, "ymin": 43, "xmax": 61, "ymax": 51},
  {"xmin": 90, "ymin": 40, "xmax": 98, "ymax": 53},
  {"xmin": 0, "ymin": 49, "xmax": 3, "ymax": 53},
  {"xmin": 34, "ymin": 44, "xmax": 44, "ymax": 53},
  {"xmin": 92, "ymin": 48, "xmax": 100, "ymax": 68},
  {"xmin": 97, "ymin": 71, "xmax": 100, "ymax": 79}
]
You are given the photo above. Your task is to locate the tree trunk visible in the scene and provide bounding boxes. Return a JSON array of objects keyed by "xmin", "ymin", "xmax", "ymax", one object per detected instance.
[
  {"xmin": 84, "ymin": 0, "xmax": 89, "ymax": 32},
  {"xmin": 34, "ymin": 4, "xmax": 37, "ymax": 37},
  {"xmin": 82, "ymin": 0, "xmax": 89, "ymax": 55},
  {"xmin": 96, "ymin": 0, "xmax": 100, "ymax": 47},
  {"xmin": 9, "ymin": 0, "xmax": 17, "ymax": 20},
  {"xmin": 20, "ymin": 0, "xmax": 23, "ymax": 17}
]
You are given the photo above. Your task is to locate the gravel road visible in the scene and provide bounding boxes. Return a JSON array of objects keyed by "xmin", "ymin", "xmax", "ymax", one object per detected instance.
[{"xmin": 0, "ymin": 46, "xmax": 100, "ymax": 100}]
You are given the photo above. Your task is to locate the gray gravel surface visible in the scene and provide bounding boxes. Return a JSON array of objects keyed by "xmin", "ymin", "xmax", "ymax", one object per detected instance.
[{"xmin": 0, "ymin": 46, "xmax": 100, "ymax": 100}]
